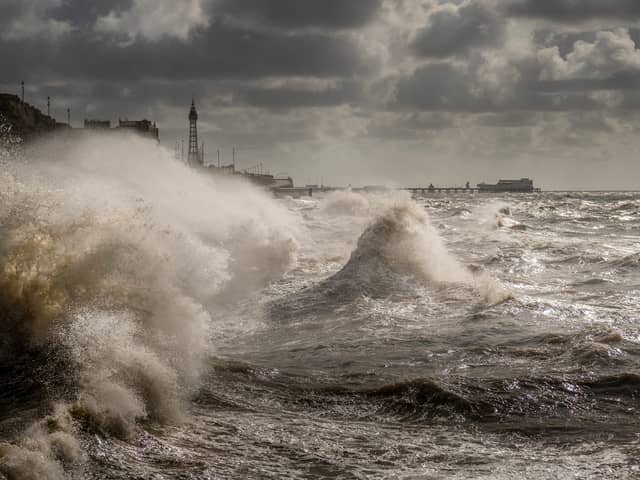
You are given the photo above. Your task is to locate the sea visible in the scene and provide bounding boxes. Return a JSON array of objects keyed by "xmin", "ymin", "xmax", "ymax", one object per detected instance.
[{"xmin": 0, "ymin": 136, "xmax": 639, "ymax": 479}]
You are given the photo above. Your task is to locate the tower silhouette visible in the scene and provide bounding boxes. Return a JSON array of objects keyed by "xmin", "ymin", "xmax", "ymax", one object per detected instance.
[{"xmin": 188, "ymin": 99, "xmax": 200, "ymax": 166}]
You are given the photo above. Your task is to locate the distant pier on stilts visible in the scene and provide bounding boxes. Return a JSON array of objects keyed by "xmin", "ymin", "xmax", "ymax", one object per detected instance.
[{"xmin": 404, "ymin": 178, "xmax": 541, "ymax": 194}]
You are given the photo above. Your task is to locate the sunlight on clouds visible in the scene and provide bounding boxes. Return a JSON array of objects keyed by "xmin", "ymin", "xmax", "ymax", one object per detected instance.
[
  {"xmin": 95, "ymin": 0, "xmax": 211, "ymax": 43},
  {"xmin": 538, "ymin": 28, "xmax": 640, "ymax": 81}
]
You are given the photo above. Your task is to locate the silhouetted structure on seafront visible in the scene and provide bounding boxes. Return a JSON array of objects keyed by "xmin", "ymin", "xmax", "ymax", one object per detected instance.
[
  {"xmin": 182, "ymin": 99, "xmax": 301, "ymax": 194},
  {"xmin": 117, "ymin": 119, "xmax": 159, "ymax": 140},
  {"xmin": 1, "ymin": 86, "xmax": 160, "ymax": 143},
  {"xmin": 188, "ymin": 99, "xmax": 201, "ymax": 166},
  {"xmin": 478, "ymin": 178, "xmax": 537, "ymax": 193},
  {"xmin": 0, "ymin": 93, "xmax": 67, "ymax": 138}
]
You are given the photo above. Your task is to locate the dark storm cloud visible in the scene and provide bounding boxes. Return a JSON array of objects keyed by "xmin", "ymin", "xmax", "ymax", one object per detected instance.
[
  {"xmin": 0, "ymin": 0, "xmax": 71, "ymax": 38},
  {"xmin": 49, "ymin": 0, "xmax": 133, "ymax": 26},
  {"xmin": 0, "ymin": 21, "xmax": 369, "ymax": 83},
  {"xmin": 395, "ymin": 63, "xmax": 477, "ymax": 110},
  {"xmin": 533, "ymin": 29, "xmax": 597, "ymax": 57},
  {"xmin": 31, "ymin": 78, "xmax": 361, "ymax": 116},
  {"xmin": 364, "ymin": 112, "xmax": 459, "ymax": 140},
  {"xmin": 0, "ymin": 0, "xmax": 376, "ymax": 118},
  {"xmin": 0, "ymin": 0, "xmax": 121, "ymax": 36},
  {"xmin": 0, "ymin": 2, "xmax": 21, "ymax": 26},
  {"xmin": 537, "ymin": 71, "xmax": 640, "ymax": 93},
  {"xmin": 508, "ymin": 0, "xmax": 640, "ymax": 21},
  {"xmin": 393, "ymin": 62, "xmax": 601, "ymax": 113},
  {"xmin": 38, "ymin": 79, "xmax": 205, "ymax": 113},
  {"xmin": 413, "ymin": 3, "xmax": 505, "ymax": 58},
  {"xmin": 236, "ymin": 81, "xmax": 361, "ymax": 110},
  {"xmin": 216, "ymin": 0, "xmax": 383, "ymax": 29},
  {"xmin": 4, "ymin": 0, "xmax": 640, "ymax": 165}
]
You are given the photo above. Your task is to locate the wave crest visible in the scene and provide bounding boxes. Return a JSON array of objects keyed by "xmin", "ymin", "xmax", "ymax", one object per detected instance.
[
  {"xmin": 336, "ymin": 199, "xmax": 509, "ymax": 303},
  {"xmin": 0, "ymin": 135, "xmax": 299, "ymax": 479},
  {"xmin": 322, "ymin": 190, "xmax": 370, "ymax": 216}
]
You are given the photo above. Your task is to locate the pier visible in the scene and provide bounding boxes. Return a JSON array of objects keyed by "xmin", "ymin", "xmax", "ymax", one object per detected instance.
[
  {"xmin": 404, "ymin": 187, "xmax": 541, "ymax": 193},
  {"xmin": 273, "ymin": 187, "xmax": 314, "ymax": 198},
  {"xmin": 405, "ymin": 187, "xmax": 480, "ymax": 193}
]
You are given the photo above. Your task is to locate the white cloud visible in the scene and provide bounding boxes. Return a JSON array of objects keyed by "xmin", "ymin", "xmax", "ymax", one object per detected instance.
[
  {"xmin": 475, "ymin": 52, "xmax": 523, "ymax": 101},
  {"xmin": 95, "ymin": 0, "xmax": 210, "ymax": 43},
  {"xmin": 538, "ymin": 28, "xmax": 640, "ymax": 80}
]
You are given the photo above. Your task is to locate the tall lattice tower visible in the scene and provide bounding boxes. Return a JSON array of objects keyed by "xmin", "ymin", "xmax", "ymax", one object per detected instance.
[{"xmin": 188, "ymin": 99, "xmax": 200, "ymax": 166}]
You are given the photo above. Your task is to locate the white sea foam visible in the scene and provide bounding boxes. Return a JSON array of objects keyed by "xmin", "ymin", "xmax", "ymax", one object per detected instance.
[
  {"xmin": 0, "ymin": 133, "xmax": 299, "ymax": 479},
  {"xmin": 322, "ymin": 189, "xmax": 371, "ymax": 216},
  {"xmin": 339, "ymin": 192, "xmax": 510, "ymax": 304}
]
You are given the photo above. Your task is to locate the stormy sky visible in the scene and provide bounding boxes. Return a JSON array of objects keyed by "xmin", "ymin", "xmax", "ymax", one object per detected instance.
[{"xmin": 2, "ymin": 0, "xmax": 640, "ymax": 189}]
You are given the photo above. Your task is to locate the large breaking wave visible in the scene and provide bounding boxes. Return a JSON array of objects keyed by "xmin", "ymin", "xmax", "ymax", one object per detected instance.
[
  {"xmin": 0, "ymin": 135, "xmax": 298, "ymax": 479},
  {"xmin": 270, "ymin": 193, "xmax": 509, "ymax": 325}
]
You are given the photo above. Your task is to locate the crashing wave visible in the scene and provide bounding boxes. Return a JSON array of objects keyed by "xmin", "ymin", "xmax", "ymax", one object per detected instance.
[
  {"xmin": 322, "ymin": 190, "xmax": 371, "ymax": 216},
  {"xmin": 271, "ymin": 197, "xmax": 509, "ymax": 323},
  {"xmin": 0, "ymin": 134, "xmax": 299, "ymax": 479}
]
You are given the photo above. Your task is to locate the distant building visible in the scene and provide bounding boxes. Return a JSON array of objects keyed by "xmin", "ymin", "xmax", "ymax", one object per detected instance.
[
  {"xmin": 478, "ymin": 178, "xmax": 535, "ymax": 193},
  {"xmin": 84, "ymin": 119, "xmax": 111, "ymax": 129},
  {"xmin": 274, "ymin": 177, "xmax": 294, "ymax": 188},
  {"xmin": 181, "ymin": 99, "xmax": 299, "ymax": 192},
  {"xmin": 117, "ymin": 119, "xmax": 159, "ymax": 140},
  {"xmin": 80, "ymin": 118, "xmax": 160, "ymax": 140},
  {"xmin": 1, "ymin": 89, "xmax": 161, "ymax": 142}
]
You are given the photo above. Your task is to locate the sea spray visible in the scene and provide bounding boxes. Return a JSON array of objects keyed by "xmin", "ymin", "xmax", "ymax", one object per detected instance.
[
  {"xmin": 471, "ymin": 200, "xmax": 514, "ymax": 230},
  {"xmin": 323, "ymin": 191, "xmax": 510, "ymax": 304},
  {"xmin": 0, "ymin": 401, "xmax": 85, "ymax": 480},
  {"xmin": 323, "ymin": 189, "xmax": 371, "ymax": 216},
  {"xmin": 0, "ymin": 133, "xmax": 299, "ymax": 479}
]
